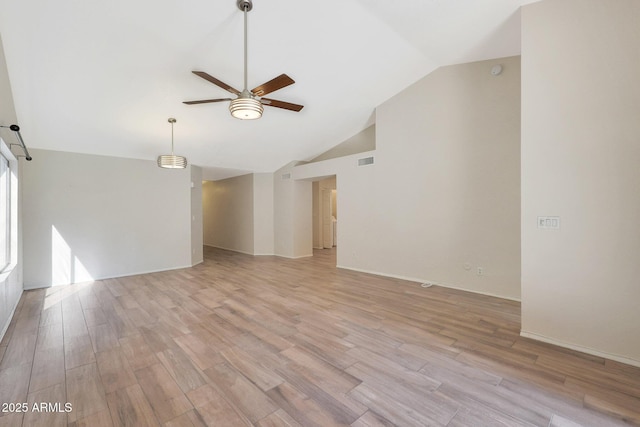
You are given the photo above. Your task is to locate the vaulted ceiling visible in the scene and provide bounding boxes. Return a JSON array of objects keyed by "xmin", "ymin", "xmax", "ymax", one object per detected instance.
[{"xmin": 0, "ymin": 0, "xmax": 538, "ymax": 180}]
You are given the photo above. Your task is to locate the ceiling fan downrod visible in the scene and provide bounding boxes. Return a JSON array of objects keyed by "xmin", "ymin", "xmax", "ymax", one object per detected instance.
[{"xmin": 237, "ymin": 0, "xmax": 253, "ymax": 92}]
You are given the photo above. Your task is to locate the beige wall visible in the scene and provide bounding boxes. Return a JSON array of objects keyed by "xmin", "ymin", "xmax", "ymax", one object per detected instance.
[
  {"xmin": 274, "ymin": 163, "xmax": 296, "ymax": 257},
  {"xmin": 373, "ymin": 56, "xmax": 521, "ymax": 299},
  {"xmin": 22, "ymin": 149, "xmax": 193, "ymax": 288},
  {"xmin": 190, "ymin": 166, "xmax": 203, "ymax": 265},
  {"xmin": 253, "ymin": 173, "xmax": 274, "ymax": 255},
  {"xmin": 521, "ymin": 0, "xmax": 640, "ymax": 365},
  {"xmin": 310, "ymin": 125, "xmax": 376, "ymax": 163},
  {"xmin": 293, "ymin": 56, "xmax": 521, "ymax": 300},
  {"xmin": 202, "ymin": 174, "xmax": 254, "ymax": 255},
  {"xmin": 202, "ymin": 173, "xmax": 274, "ymax": 256},
  {"xmin": 294, "ymin": 179, "xmax": 313, "ymax": 257},
  {"xmin": 0, "ymin": 35, "xmax": 17, "ymax": 129},
  {"xmin": 273, "ymin": 162, "xmax": 313, "ymax": 258},
  {"xmin": 312, "ymin": 182, "xmax": 320, "ymax": 248},
  {"xmin": 0, "ymin": 33, "xmax": 23, "ymax": 340}
]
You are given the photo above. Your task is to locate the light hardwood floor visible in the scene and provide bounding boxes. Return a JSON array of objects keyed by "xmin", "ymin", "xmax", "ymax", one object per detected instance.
[{"xmin": 0, "ymin": 247, "xmax": 639, "ymax": 426}]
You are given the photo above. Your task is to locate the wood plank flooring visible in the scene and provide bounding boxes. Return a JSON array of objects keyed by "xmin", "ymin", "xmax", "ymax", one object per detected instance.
[{"xmin": 1, "ymin": 247, "xmax": 639, "ymax": 426}]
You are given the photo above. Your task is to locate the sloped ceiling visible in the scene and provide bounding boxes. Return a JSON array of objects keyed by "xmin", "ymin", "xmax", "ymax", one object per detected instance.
[{"xmin": 0, "ymin": 0, "xmax": 538, "ymax": 180}]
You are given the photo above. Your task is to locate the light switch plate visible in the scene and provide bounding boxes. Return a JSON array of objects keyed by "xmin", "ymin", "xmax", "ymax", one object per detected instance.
[{"xmin": 537, "ymin": 216, "xmax": 561, "ymax": 229}]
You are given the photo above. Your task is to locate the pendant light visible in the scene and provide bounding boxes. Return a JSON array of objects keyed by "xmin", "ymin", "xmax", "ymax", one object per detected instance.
[{"xmin": 157, "ymin": 118, "xmax": 187, "ymax": 169}]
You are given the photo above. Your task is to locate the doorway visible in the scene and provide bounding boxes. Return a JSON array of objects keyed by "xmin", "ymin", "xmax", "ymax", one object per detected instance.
[{"xmin": 312, "ymin": 176, "xmax": 337, "ymax": 251}]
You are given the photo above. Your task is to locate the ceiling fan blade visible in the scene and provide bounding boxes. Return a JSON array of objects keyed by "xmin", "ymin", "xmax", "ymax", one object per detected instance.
[
  {"xmin": 251, "ymin": 74, "xmax": 295, "ymax": 97},
  {"xmin": 192, "ymin": 71, "xmax": 240, "ymax": 95},
  {"xmin": 261, "ymin": 98, "xmax": 304, "ymax": 112},
  {"xmin": 183, "ymin": 98, "xmax": 232, "ymax": 105}
]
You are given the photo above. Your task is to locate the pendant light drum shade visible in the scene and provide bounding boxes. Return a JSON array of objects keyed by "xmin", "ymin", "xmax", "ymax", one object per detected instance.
[
  {"xmin": 157, "ymin": 118, "xmax": 187, "ymax": 169},
  {"xmin": 157, "ymin": 154, "xmax": 187, "ymax": 168}
]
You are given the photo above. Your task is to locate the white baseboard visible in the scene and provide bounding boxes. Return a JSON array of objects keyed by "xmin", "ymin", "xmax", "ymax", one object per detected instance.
[
  {"xmin": 424, "ymin": 280, "xmax": 521, "ymax": 302},
  {"xmin": 336, "ymin": 264, "xmax": 521, "ymax": 302},
  {"xmin": 0, "ymin": 290, "xmax": 23, "ymax": 343},
  {"xmin": 22, "ymin": 263, "xmax": 193, "ymax": 290},
  {"xmin": 204, "ymin": 244, "xmax": 255, "ymax": 256},
  {"xmin": 337, "ymin": 264, "xmax": 424, "ymax": 283},
  {"xmin": 205, "ymin": 244, "xmax": 313, "ymax": 259},
  {"xmin": 520, "ymin": 330, "xmax": 640, "ymax": 368},
  {"xmin": 278, "ymin": 253, "xmax": 313, "ymax": 259},
  {"xmin": 205, "ymin": 244, "xmax": 279, "ymax": 257}
]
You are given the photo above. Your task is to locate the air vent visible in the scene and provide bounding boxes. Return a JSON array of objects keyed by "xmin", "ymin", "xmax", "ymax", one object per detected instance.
[
  {"xmin": 358, "ymin": 156, "xmax": 374, "ymax": 166},
  {"xmin": 281, "ymin": 173, "xmax": 291, "ymax": 180}
]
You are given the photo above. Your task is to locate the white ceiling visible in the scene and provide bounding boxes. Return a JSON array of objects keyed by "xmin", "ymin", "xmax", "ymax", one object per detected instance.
[{"xmin": 0, "ymin": 0, "xmax": 538, "ymax": 180}]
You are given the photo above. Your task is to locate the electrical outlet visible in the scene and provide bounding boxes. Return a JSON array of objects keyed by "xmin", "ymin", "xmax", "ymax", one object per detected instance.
[{"xmin": 477, "ymin": 267, "xmax": 484, "ymax": 276}]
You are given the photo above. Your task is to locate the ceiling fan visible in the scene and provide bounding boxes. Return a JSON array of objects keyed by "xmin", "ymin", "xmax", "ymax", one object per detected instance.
[{"xmin": 184, "ymin": 0, "xmax": 304, "ymax": 120}]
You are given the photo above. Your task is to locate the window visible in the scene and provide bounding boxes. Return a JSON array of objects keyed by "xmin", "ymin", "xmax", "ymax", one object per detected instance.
[{"xmin": 0, "ymin": 152, "xmax": 9, "ymax": 271}]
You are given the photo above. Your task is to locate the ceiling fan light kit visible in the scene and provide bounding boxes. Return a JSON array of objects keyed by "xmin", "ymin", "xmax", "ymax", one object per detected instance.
[
  {"xmin": 157, "ymin": 118, "xmax": 188, "ymax": 169},
  {"xmin": 230, "ymin": 90, "xmax": 263, "ymax": 120},
  {"xmin": 184, "ymin": 0, "xmax": 303, "ymax": 119}
]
